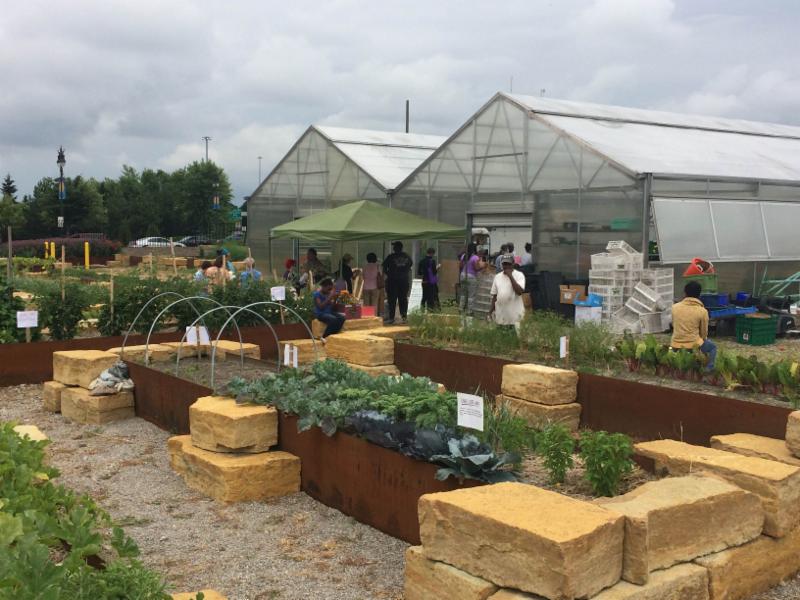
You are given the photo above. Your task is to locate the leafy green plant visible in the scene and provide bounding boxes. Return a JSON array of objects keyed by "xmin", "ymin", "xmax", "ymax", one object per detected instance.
[
  {"xmin": 432, "ymin": 436, "xmax": 519, "ymax": 484},
  {"xmin": 0, "ymin": 283, "xmax": 27, "ymax": 343},
  {"xmin": 37, "ymin": 283, "xmax": 91, "ymax": 340},
  {"xmin": 537, "ymin": 424, "xmax": 575, "ymax": 484},
  {"xmin": 579, "ymin": 430, "xmax": 634, "ymax": 497},
  {"xmin": 568, "ymin": 321, "xmax": 616, "ymax": 368},
  {"xmin": 479, "ymin": 398, "xmax": 538, "ymax": 458}
]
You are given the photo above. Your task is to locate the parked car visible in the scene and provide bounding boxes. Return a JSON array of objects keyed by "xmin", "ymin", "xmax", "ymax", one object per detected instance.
[
  {"xmin": 177, "ymin": 235, "xmax": 214, "ymax": 247},
  {"xmin": 129, "ymin": 237, "xmax": 186, "ymax": 248},
  {"xmin": 223, "ymin": 231, "xmax": 244, "ymax": 242}
]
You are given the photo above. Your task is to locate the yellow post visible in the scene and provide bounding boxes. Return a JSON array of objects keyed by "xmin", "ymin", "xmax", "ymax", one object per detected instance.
[
  {"xmin": 50, "ymin": 241, "xmax": 56, "ymax": 259},
  {"xmin": 84, "ymin": 241, "xmax": 90, "ymax": 270},
  {"xmin": 44, "ymin": 241, "xmax": 49, "ymax": 258}
]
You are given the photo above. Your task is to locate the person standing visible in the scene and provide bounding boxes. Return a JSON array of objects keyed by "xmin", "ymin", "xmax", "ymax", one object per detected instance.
[
  {"xmin": 460, "ymin": 242, "xmax": 484, "ymax": 315},
  {"xmin": 382, "ymin": 241, "xmax": 413, "ymax": 324},
  {"xmin": 193, "ymin": 260, "xmax": 211, "ymax": 283},
  {"xmin": 417, "ymin": 247, "xmax": 440, "ymax": 310},
  {"xmin": 313, "ymin": 277, "xmax": 345, "ymax": 341},
  {"xmin": 240, "ymin": 257, "xmax": 262, "ymax": 284},
  {"xmin": 494, "ymin": 244, "xmax": 509, "ymax": 273},
  {"xmin": 339, "ymin": 253, "xmax": 354, "ymax": 293},
  {"xmin": 671, "ymin": 281, "xmax": 716, "ymax": 370},
  {"xmin": 362, "ymin": 252, "xmax": 382, "ymax": 309},
  {"xmin": 520, "ymin": 243, "xmax": 533, "ymax": 267},
  {"xmin": 489, "ymin": 254, "xmax": 526, "ymax": 332}
]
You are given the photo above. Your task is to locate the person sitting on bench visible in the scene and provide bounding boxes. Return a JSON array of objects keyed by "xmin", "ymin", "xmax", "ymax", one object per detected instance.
[{"xmin": 671, "ymin": 281, "xmax": 716, "ymax": 371}]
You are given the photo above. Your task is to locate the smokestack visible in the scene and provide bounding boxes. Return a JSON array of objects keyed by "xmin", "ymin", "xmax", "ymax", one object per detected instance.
[{"xmin": 405, "ymin": 99, "xmax": 410, "ymax": 133}]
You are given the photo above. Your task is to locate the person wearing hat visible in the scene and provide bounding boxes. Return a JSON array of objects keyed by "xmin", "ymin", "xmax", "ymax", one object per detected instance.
[{"xmin": 489, "ymin": 253, "xmax": 526, "ymax": 332}]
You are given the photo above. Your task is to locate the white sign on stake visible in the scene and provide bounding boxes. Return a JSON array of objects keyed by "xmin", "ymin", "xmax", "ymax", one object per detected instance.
[
  {"xmin": 16, "ymin": 310, "xmax": 38, "ymax": 329},
  {"xmin": 270, "ymin": 286, "xmax": 286, "ymax": 302},
  {"xmin": 185, "ymin": 326, "xmax": 210, "ymax": 345},
  {"xmin": 292, "ymin": 345, "xmax": 299, "ymax": 368},
  {"xmin": 283, "ymin": 343, "xmax": 292, "ymax": 366},
  {"xmin": 559, "ymin": 335, "xmax": 569, "ymax": 359},
  {"xmin": 457, "ymin": 392, "xmax": 484, "ymax": 431}
]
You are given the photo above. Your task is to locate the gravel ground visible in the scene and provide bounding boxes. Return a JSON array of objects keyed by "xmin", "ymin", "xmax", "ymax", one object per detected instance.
[
  {"xmin": 0, "ymin": 384, "xmax": 406, "ymax": 600},
  {"xmin": 3, "ymin": 382, "xmax": 800, "ymax": 599}
]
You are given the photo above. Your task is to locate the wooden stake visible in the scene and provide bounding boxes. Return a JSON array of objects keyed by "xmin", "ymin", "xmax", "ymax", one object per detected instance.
[
  {"xmin": 169, "ymin": 238, "xmax": 177, "ymax": 276},
  {"xmin": 279, "ymin": 300, "xmax": 286, "ymax": 325},
  {"xmin": 109, "ymin": 272, "xmax": 115, "ymax": 322},
  {"xmin": 6, "ymin": 226, "xmax": 12, "ymax": 282},
  {"xmin": 149, "ymin": 253, "xmax": 154, "ymax": 276}
]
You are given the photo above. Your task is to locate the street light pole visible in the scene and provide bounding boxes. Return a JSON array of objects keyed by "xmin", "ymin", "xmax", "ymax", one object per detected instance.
[
  {"xmin": 201, "ymin": 136, "xmax": 212, "ymax": 162},
  {"xmin": 257, "ymin": 156, "xmax": 262, "ymax": 183},
  {"xmin": 56, "ymin": 147, "xmax": 66, "ymax": 231}
]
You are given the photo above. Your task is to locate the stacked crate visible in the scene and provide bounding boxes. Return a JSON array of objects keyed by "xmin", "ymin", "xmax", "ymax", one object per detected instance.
[{"xmin": 623, "ymin": 282, "xmax": 669, "ymax": 334}]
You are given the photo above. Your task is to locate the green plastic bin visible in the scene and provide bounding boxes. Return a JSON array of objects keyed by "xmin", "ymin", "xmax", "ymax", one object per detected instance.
[
  {"xmin": 682, "ymin": 274, "xmax": 718, "ymax": 294},
  {"xmin": 736, "ymin": 314, "xmax": 777, "ymax": 346}
]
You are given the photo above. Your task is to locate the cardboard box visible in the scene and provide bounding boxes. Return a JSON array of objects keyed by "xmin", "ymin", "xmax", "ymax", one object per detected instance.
[
  {"xmin": 559, "ymin": 285, "xmax": 586, "ymax": 305},
  {"xmin": 575, "ymin": 306, "xmax": 602, "ymax": 325}
]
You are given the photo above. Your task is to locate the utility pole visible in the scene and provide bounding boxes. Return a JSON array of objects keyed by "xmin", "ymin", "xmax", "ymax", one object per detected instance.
[
  {"xmin": 405, "ymin": 100, "xmax": 410, "ymax": 133},
  {"xmin": 201, "ymin": 136, "xmax": 212, "ymax": 161},
  {"xmin": 57, "ymin": 147, "xmax": 66, "ymax": 231},
  {"xmin": 258, "ymin": 156, "xmax": 263, "ymax": 182}
]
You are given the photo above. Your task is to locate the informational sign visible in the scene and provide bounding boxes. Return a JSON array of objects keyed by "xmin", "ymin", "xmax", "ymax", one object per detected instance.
[
  {"xmin": 292, "ymin": 345, "xmax": 299, "ymax": 369},
  {"xmin": 271, "ymin": 286, "xmax": 286, "ymax": 301},
  {"xmin": 559, "ymin": 335, "xmax": 569, "ymax": 359},
  {"xmin": 457, "ymin": 392, "xmax": 484, "ymax": 431},
  {"xmin": 16, "ymin": 311, "xmax": 38, "ymax": 328},
  {"xmin": 57, "ymin": 216, "xmax": 64, "ymax": 228},
  {"xmin": 407, "ymin": 278, "xmax": 423, "ymax": 313},
  {"xmin": 284, "ymin": 343, "xmax": 291, "ymax": 366},
  {"xmin": 185, "ymin": 326, "xmax": 210, "ymax": 345}
]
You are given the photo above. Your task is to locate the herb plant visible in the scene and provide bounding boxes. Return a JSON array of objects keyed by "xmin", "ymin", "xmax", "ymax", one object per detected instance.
[
  {"xmin": 537, "ymin": 424, "xmax": 575, "ymax": 484},
  {"xmin": 579, "ymin": 430, "xmax": 634, "ymax": 497}
]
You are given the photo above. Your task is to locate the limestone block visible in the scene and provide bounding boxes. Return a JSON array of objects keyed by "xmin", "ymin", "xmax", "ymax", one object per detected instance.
[
  {"xmin": 161, "ymin": 341, "xmax": 211, "ymax": 358},
  {"xmin": 311, "ymin": 315, "xmax": 383, "ymax": 338},
  {"xmin": 43, "ymin": 380, "xmax": 67, "ymax": 412},
  {"xmin": 52, "ymin": 350, "xmax": 119, "ymax": 388},
  {"xmin": 501, "ymin": 363, "xmax": 578, "ymax": 405},
  {"xmin": 347, "ymin": 363, "xmax": 401, "ymax": 378},
  {"xmin": 786, "ymin": 411, "xmax": 800, "ymax": 458},
  {"xmin": 61, "ymin": 387, "xmax": 134, "ymax": 425},
  {"xmin": 171, "ymin": 590, "xmax": 227, "ymax": 600},
  {"xmin": 635, "ymin": 439, "xmax": 800, "ymax": 537},
  {"xmin": 13, "ymin": 425, "xmax": 48, "ymax": 442},
  {"xmin": 106, "ymin": 344, "xmax": 176, "ymax": 363},
  {"xmin": 370, "ymin": 325, "xmax": 412, "ymax": 340},
  {"xmin": 497, "ymin": 395, "xmax": 581, "ymax": 431},
  {"xmin": 189, "ymin": 396, "xmax": 277, "ymax": 453},
  {"xmin": 105, "ymin": 260, "xmax": 122, "ymax": 268},
  {"xmin": 590, "ymin": 563, "xmax": 709, "ymax": 600},
  {"xmin": 419, "ymin": 482, "xmax": 624, "ymax": 599},
  {"xmin": 404, "ymin": 546, "xmax": 498, "ymax": 600},
  {"xmin": 211, "ymin": 340, "xmax": 261, "ymax": 361},
  {"xmin": 280, "ymin": 339, "xmax": 326, "ymax": 365},
  {"xmin": 711, "ymin": 433, "xmax": 800, "ymax": 467},
  {"xmin": 488, "ymin": 591, "xmax": 543, "ymax": 600},
  {"xmin": 325, "ymin": 334, "xmax": 394, "ymax": 367},
  {"xmin": 158, "ymin": 256, "xmax": 188, "ymax": 267},
  {"xmin": 596, "ymin": 475, "xmax": 763, "ymax": 584},
  {"xmin": 695, "ymin": 524, "xmax": 800, "ymax": 600},
  {"xmin": 168, "ymin": 436, "xmax": 300, "ymax": 502}
]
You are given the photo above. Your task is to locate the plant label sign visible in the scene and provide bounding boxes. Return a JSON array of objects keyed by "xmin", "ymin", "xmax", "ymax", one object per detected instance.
[
  {"xmin": 457, "ymin": 392, "xmax": 484, "ymax": 431},
  {"xmin": 185, "ymin": 326, "xmax": 210, "ymax": 345},
  {"xmin": 559, "ymin": 335, "xmax": 569, "ymax": 359},
  {"xmin": 271, "ymin": 286, "xmax": 286, "ymax": 302},
  {"xmin": 16, "ymin": 311, "xmax": 38, "ymax": 329}
]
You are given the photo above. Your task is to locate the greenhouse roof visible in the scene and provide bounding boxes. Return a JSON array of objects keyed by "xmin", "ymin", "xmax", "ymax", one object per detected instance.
[
  {"xmin": 314, "ymin": 125, "xmax": 445, "ymax": 190},
  {"xmin": 505, "ymin": 93, "xmax": 800, "ymax": 183}
]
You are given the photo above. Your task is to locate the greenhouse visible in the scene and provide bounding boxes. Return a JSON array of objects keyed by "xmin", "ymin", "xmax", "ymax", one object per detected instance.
[
  {"xmin": 246, "ymin": 125, "xmax": 445, "ymax": 272},
  {"xmin": 392, "ymin": 93, "xmax": 800, "ymax": 290}
]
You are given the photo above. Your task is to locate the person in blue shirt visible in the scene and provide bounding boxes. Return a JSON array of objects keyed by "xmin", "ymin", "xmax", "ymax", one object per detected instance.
[
  {"xmin": 217, "ymin": 248, "xmax": 237, "ymax": 278},
  {"xmin": 313, "ymin": 277, "xmax": 345, "ymax": 341},
  {"xmin": 240, "ymin": 257, "xmax": 262, "ymax": 284}
]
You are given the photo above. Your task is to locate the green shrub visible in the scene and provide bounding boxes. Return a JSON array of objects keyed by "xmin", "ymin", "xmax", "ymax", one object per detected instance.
[
  {"xmin": 480, "ymin": 398, "xmax": 538, "ymax": 458},
  {"xmin": 537, "ymin": 423, "xmax": 575, "ymax": 484},
  {"xmin": 579, "ymin": 430, "xmax": 634, "ymax": 497},
  {"xmin": 569, "ymin": 321, "xmax": 616, "ymax": 367},
  {"xmin": 36, "ymin": 283, "xmax": 92, "ymax": 340},
  {"xmin": 0, "ymin": 283, "xmax": 27, "ymax": 343}
]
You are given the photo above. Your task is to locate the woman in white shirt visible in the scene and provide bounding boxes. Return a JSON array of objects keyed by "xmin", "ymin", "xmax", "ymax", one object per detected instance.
[{"xmin": 489, "ymin": 254, "xmax": 526, "ymax": 332}]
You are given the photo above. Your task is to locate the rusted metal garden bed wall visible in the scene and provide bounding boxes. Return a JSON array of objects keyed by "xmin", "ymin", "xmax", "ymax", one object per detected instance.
[
  {"xmin": 127, "ymin": 362, "xmax": 478, "ymax": 544},
  {"xmin": 0, "ymin": 323, "xmax": 308, "ymax": 386},
  {"xmin": 395, "ymin": 342, "xmax": 793, "ymax": 446}
]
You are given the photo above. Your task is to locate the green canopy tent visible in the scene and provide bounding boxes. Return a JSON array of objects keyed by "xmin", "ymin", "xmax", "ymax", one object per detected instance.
[{"xmin": 270, "ymin": 200, "xmax": 465, "ymax": 241}]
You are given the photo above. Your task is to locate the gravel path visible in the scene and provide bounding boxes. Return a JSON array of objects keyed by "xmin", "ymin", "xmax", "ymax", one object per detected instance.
[
  {"xmin": 3, "ymin": 382, "xmax": 800, "ymax": 599},
  {"xmin": 0, "ymin": 384, "xmax": 406, "ymax": 600}
]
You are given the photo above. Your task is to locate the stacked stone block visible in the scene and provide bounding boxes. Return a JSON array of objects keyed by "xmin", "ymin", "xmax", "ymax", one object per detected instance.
[
  {"xmin": 169, "ymin": 395, "xmax": 300, "ymax": 502},
  {"xmin": 497, "ymin": 364, "xmax": 581, "ymax": 431}
]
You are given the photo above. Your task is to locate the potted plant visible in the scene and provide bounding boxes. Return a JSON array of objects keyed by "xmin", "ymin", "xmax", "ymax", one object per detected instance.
[{"xmin": 335, "ymin": 290, "xmax": 363, "ymax": 319}]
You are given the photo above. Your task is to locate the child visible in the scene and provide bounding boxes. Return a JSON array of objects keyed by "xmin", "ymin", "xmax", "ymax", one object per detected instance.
[
  {"xmin": 313, "ymin": 277, "xmax": 345, "ymax": 341},
  {"xmin": 362, "ymin": 252, "xmax": 382, "ymax": 309}
]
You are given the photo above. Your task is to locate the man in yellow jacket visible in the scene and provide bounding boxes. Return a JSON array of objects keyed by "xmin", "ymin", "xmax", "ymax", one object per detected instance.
[{"xmin": 671, "ymin": 281, "xmax": 716, "ymax": 370}]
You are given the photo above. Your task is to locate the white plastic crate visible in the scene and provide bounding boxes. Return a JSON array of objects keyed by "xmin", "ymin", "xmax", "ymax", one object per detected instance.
[
  {"xmin": 632, "ymin": 282, "xmax": 664, "ymax": 309},
  {"xmin": 606, "ymin": 240, "xmax": 639, "ymax": 256},
  {"xmin": 625, "ymin": 295, "xmax": 657, "ymax": 315},
  {"xmin": 639, "ymin": 312, "xmax": 666, "ymax": 334},
  {"xmin": 642, "ymin": 268, "xmax": 674, "ymax": 284},
  {"xmin": 661, "ymin": 311, "xmax": 673, "ymax": 331},
  {"xmin": 589, "ymin": 269, "xmax": 626, "ymax": 280},
  {"xmin": 611, "ymin": 307, "xmax": 641, "ymax": 334},
  {"xmin": 591, "ymin": 253, "xmax": 627, "ymax": 270}
]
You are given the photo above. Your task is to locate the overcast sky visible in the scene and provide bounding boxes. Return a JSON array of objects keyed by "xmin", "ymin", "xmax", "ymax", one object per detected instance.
[{"xmin": 1, "ymin": 0, "xmax": 798, "ymax": 203}]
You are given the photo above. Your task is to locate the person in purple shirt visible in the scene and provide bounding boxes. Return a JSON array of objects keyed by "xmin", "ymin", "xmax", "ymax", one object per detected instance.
[
  {"xmin": 417, "ymin": 247, "xmax": 440, "ymax": 310},
  {"xmin": 459, "ymin": 242, "xmax": 485, "ymax": 315}
]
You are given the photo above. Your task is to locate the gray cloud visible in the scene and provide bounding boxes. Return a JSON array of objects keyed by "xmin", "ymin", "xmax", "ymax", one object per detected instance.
[{"xmin": 1, "ymin": 0, "xmax": 798, "ymax": 206}]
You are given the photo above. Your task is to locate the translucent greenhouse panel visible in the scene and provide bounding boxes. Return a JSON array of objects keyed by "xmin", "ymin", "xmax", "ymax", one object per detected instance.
[
  {"xmin": 760, "ymin": 184, "xmax": 800, "ymax": 200},
  {"xmin": 584, "ymin": 162, "xmax": 636, "ymax": 190},
  {"xmin": 528, "ymin": 137, "xmax": 581, "ymax": 192},
  {"xmin": 710, "ymin": 201, "xmax": 769, "ymax": 259},
  {"xmin": 761, "ymin": 202, "xmax": 800, "ymax": 259},
  {"xmin": 652, "ymin": 198, "xmax": 717, "ymax": 263}
]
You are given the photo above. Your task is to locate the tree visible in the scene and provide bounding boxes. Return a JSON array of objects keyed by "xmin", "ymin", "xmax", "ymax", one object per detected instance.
[
  {"xmin": 1, "ymin": 174, "xmax": 17, "ymax": 201},
  {"xmin": 0, "ymin": 193, "xmax": 25, "ymax": 233}
]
